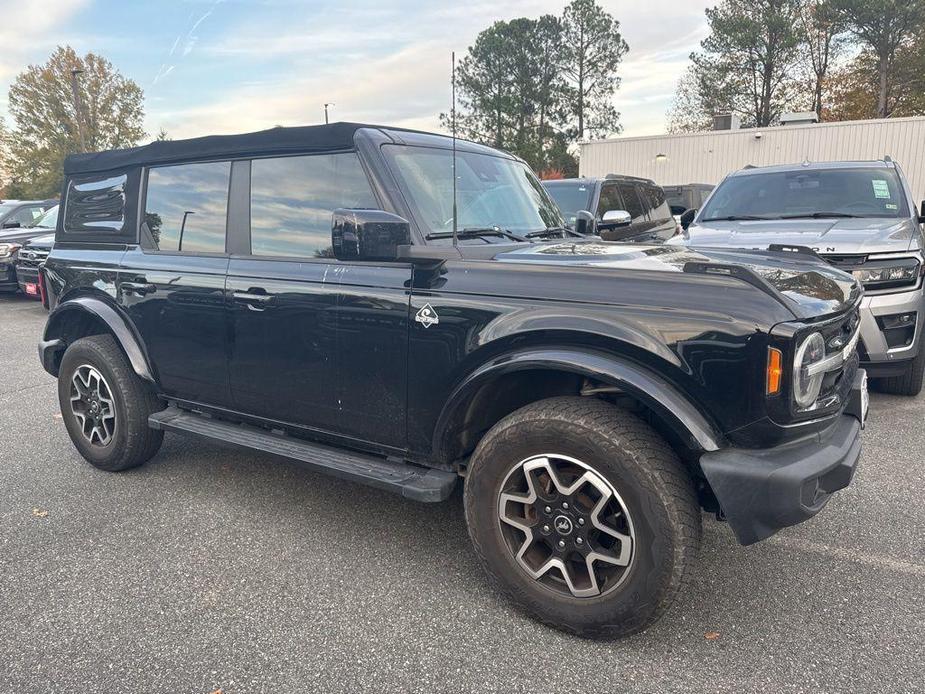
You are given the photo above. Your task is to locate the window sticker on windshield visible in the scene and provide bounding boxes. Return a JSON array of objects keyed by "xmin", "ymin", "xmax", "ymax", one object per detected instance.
[
  {"xmin": 872, "ymin": 179, "xmax": 891, "ymax": 199},
  {"xmin": 886, "ymin": 203, "xmax": 898, "ymax": 210}
]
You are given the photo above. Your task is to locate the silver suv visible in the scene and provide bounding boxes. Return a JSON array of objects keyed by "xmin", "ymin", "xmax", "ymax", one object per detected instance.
[{"xmin": 674, "ymin": 159, "xmax": 925, "ymax": 395}]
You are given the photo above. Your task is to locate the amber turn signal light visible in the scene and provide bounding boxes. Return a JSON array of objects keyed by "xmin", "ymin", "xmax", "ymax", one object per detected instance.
[{"xmin": 767, "ymin": 347, "xmax": 783, "ymax": 395}]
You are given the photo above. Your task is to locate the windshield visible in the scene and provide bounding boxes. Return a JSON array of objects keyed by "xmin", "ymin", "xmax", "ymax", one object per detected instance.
[
  {"xmin": 700, "ymin": 167, "xmax": 909, "ymax": 222},
  {"xmin": 31, "ymin": 205, "xmax": 58, "ymax": 229},
  {"xmin": 384, "ymin": 145, "xmax": 564, "ymax": 242},
  {"xmin": 543, "ymin": 181, "xmax": 595, "ymax": 225}
]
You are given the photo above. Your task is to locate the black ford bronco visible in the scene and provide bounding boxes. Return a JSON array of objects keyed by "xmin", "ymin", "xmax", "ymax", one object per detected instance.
[{"xmin": 39, "ymin": 123, "xmax": 867, "ymax": 638}]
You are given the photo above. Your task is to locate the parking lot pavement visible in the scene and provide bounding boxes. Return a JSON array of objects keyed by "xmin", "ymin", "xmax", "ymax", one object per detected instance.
[{"xmin": 0, "ymin": 293, "xmax": 923, "ymax": 694}]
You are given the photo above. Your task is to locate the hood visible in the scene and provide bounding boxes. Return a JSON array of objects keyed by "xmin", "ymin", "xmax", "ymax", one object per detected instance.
[
  {"xmin": 24, "ymin": 232, "xmax": 55, "ymax": 249},
  {"xmin": 0, "ymin": 227, "xmax": 55, "ymax": 244},
  {"xmin": 678, "ymin": 217, "xmax": 919, "ymax": 254},
  {"xmin": 494, "ymin": 240, "xmax": 861, "ymax": 320}
]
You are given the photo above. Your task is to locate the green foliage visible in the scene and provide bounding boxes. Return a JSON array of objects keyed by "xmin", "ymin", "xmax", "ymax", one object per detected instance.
[
  {"xmin": 6, "ymin": 46, "xmax": 145, "ymax": 198},
  {"xmin": 445, "ymin": 0, "xmax": 625, "ymax": 173}
]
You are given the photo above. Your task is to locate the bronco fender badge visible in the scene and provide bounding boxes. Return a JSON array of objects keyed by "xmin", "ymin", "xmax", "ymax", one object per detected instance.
[{"xmin": 415, "ymin": 303, "xmax": 439, "ymax": 328}]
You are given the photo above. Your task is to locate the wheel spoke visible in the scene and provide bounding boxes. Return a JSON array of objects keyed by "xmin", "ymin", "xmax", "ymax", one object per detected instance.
[{"xmin": 68, "ymin": 365, "xmax": 117, "ymax": 448}]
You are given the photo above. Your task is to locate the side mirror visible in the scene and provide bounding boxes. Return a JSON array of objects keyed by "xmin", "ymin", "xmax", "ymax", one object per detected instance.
[
  {"xmin": 2, "ymin": 221, "xmax": 21, "ymax": 229},
  {"xmin": 919, "ymin": 200, "xmax": 925, "ymax": 223},
  {"xmin": 332, "ymin": 209, "xmax": 411, "ymax": 262},
  {"xmin": 679, "ymin": 208, "xmax": 697, "ymax": 230},
  {"xmin": 600, "ymin": 210, "xmax": 632, "ymax": 228},
  {"xmin": 574, "ymin": 209, "xmax": 597, "ymax": 236},
  {"xmin": 669, "ymin": 204, "xmax": 686, "ymax": 216}
]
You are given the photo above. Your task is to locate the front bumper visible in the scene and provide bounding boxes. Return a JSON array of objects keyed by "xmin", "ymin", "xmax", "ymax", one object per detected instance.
[
  {"xmin": 700, "ymin": 369, "xmax": 866, "ymax": 545},
  {"xmin": 857, "ymin": 287, "xmax": 923, "ymax": 372}
]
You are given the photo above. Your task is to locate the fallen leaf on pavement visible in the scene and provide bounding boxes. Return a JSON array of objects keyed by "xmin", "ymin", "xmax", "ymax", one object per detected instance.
[
  {"xmin": 32, "ymin": 508, "xmax": 49, "ymax": 518},
  {"xmin": 704, "ymin": 631, "xmax": 721, "ymax": 640},
  {"xmin": 53, "ymin": 413, "xmax": 63, "ymax": 420}
]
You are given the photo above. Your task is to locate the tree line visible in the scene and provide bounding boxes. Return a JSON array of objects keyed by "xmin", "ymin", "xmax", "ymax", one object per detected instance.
[
  {"xmin": 669, "ymin": 0, "xmax": 925, "ymax": 132},
  {"xmin": 445, "ymin": 0, "xmax": 627, "ymax": 177}
]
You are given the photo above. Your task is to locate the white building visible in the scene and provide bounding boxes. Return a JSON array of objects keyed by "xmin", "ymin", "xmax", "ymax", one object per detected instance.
[{"xmin": 579, "ymin": 115, "xmax": 925, "ymax": 201}]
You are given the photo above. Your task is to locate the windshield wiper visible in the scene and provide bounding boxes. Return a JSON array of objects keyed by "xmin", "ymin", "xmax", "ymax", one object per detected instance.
[
  {"xmin": 525, "ymin": 226, "xmax": 582, "ymax": 239},
  {"xmin": 425, "ymin": 227, "xmax": 529, "ymax": 243},
  {"xmin": 778, "ymin": 212, "xmax": 862, "ymax": 219},
  {"xmin": 701, "ymin": 215, "xmax": 771, "ymax": 222}
]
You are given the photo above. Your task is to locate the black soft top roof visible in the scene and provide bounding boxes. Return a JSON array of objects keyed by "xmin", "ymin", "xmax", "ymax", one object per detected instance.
[{"xmin": 64, "ymin": 122, "xmax": 397, "ymax": 175}]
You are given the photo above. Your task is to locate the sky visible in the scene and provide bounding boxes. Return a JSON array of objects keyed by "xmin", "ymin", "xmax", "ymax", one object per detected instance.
[{"xmin": 0, "ymin": 0, "xmax": 710, "ymax": 142}]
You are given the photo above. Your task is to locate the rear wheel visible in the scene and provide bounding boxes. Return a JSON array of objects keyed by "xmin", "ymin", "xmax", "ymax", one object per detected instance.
[
  {"xmin": 464, "ymin": 396, "xmax": 701, "ymax": 638},
  {"xmin": 58, "ymin": 335, "xmax": 164, "ymax": 471},
  {"xmin": 875, "ymin": 348, "xmax": 925, "ymax": 396}
]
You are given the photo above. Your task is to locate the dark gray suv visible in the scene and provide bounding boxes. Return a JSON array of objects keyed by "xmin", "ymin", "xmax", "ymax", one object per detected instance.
[{"xmin": 674, "ymin": 160, "xmax": 925, "ymax": 395}]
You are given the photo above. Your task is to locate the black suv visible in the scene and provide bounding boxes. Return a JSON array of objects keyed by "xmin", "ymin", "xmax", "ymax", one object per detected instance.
[
  {"xmin": 39, "ymin": 123, "xmax": 867, "ymax": 638},
  {"xmin": 542, "ymin": 175, "xmax": 676, "ymax": 241}
]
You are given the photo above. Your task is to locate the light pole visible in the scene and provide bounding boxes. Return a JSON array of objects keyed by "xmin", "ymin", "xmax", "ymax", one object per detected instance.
[
  {"xmin": 324, "ymin": 103, "xmax": 334, "ymax": 124},
  {"xmin": 70, "ymin": 68, "xmax": 87, "ymax": 152},
  {"xmin": 178, "ymin": 211, "xmax": 195, "ymax": 251}
]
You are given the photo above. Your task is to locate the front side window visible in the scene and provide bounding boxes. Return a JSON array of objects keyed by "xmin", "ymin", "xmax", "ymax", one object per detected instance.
[
  {"xmin": 616, "ymin": 183, "xmax": 645, "ymax": 221},
  {"xmin": 144, "ymin": 162, "xmax": 230, "ymax": 253},
  {"xmin": 700, "ymin": 167, "xmax": 909, "ymax": 222},
  {"xmin": 596, "ymin": 183, "xmax": 623, "ymax": 218},
  {"xmin": 384, "ymin": 145, "xmax": 564, "ymax": 241},
  {"xmin": 249, "ymin": 152, "xmax": 377, "ymax": 258}
]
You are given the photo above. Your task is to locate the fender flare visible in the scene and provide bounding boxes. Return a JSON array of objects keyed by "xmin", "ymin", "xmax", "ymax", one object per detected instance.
[
  {"xmin": 42, "ymin": 296, "xmax": 155, "ymax": 382},
  {"xmin": 433, "ymin": 347, "xmax": 723, "ymax": 458}
]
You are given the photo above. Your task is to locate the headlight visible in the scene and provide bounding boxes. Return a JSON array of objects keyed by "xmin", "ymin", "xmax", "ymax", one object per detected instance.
[
  {"xmin": 0, "ymin": 243, "xmax": 21, "ymax": 259},
  {"xmin": 794, "ymin": 332, "xmax": 826, "ymax": 408},
  {"xmin": 852, "ymin": 257, "xmax": 920, "ymax": 290}
]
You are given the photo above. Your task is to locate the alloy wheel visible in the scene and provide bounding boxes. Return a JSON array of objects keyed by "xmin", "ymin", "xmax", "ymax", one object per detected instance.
[
  {"xmin": 497, "ymin": 454, "xmax": 635, "ymax": 598},
  {"xmin": 69, "ymin": 365, "xmax": 117, "ymax": 447}
]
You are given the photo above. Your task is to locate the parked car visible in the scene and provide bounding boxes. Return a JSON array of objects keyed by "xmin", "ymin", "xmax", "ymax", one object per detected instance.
[
  {"xmin": 542, "ymin": 175, "xmax": 677, "ymax": 241},
  {"xmin": 39, "ymin": 123, "xmax": 866, "ymax": 638},
  {"xmin": 674, "ymin": 159, "xmax": 925, "ymax": 395},
  {"xmin": 16, "ymin": 231, "xmax": 55, "ymax": 300},
  {"xmin": 663, "ymin": 183, "xmax": 714, "ymax": 219},
  {"xmin": 0, "ymin": 199, "xmax": 56, "ymax": 229},
  {"xmin": 0, "ymin": 203, "xmax": 58, "ymax": 294}
]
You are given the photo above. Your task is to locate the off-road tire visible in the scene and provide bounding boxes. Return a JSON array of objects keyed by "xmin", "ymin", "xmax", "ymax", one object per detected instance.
[
  {"xmin": 464, "ymin": 396, "xmax": 701, "ymax": 639},
  {"xmin": 874, "ymin": 348, "xmax": 925, "ymax": 396},
  {"xmin": 58, "ymin": 334, "xmax": 164, "ymax": 471}
]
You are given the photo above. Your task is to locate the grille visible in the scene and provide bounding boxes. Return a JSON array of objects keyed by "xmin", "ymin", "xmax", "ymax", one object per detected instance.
[
  {"xmin": 822, "ymin": 254, "xmax": 867, "ymax": 268},
  {"xmin": 16, "ymin": 247, "xmax": 49, "ymax": 269},
  {"xmin": 815, "ymin": 307, "xmax": 861, "ymax": 409}
]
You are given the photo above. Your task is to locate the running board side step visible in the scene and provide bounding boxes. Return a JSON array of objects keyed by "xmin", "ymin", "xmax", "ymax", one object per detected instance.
[{"xmin": 149, "ymin": 407, "xmax": 457, "ymax": 502}]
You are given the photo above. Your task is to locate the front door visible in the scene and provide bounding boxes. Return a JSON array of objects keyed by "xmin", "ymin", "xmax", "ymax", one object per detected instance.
[{"xmin": 120, "ymin": 160, "xmax": 233, "ymax": 406}]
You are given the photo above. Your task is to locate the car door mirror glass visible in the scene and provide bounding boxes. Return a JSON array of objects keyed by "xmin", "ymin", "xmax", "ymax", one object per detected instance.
[
  {"xmin": 332, "ymin": 208, "xmax": 412, "ymax": 262},
  {"xmin": 574, "ymin": 209, "xmax": 597, "ymax": 235},
  {"xmin": 679, "ymin": 208, "xmax": 697, "ymax": 230},
  {"xmin": 600, "ymin": 210, "xmax": 631, "ymax": 227}
]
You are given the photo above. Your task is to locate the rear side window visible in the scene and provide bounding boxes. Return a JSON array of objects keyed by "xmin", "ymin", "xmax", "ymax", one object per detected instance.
[
  {"xmin": 144, "ymin": 162, "xmax": 231, "ymax": 253},
  {"xmin": 642, "ymin": 184, "xmax": 671, "ymax": 220},
  {"xmin": 249, "ymin": 152, "xmax": 376, "ymax": 258},
  {"xmin": 64, "ymin": 174, "xmax": 127, "ymax": 233}
]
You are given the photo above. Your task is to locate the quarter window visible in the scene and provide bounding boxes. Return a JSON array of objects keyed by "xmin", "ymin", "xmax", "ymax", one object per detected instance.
[
  {"xmin": 249, "ymin": 153, "xmax": 377, "ymax": 258},
  {"xmin": 144, "ymin": 162, "xmax": 230, "ymax": 253}
]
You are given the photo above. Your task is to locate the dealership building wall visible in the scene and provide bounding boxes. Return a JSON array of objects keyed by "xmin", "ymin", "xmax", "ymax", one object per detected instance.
[{"xmin": 579, "ymin": 116, "xmax": 925, "ymax": 201}]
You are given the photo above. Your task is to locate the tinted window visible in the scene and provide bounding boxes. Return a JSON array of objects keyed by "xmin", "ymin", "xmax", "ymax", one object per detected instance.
[
  {"xmin": 615, "ymin": 183, "xmax": 645, "ymax": 220},
  {"xmin": 65, "ymin": 174, "xmax": 127, "ymax": 233},
  {"xmin": 543, "ymin": 181, "xmax": 594, "ymax": 225},
  {"xmin": 596, "ymin": 183, "xmax": 623, "ymax": 218},
  {"xmin": 700, "ymin": 168, "xmax": 909, "ymax": 221},
  {"xmin": 642, "ymin": 185, "xmax": 671, "ymax": 220},
  {"xmin": 144, "ymin": 162, "xmax": 230, "ymax": 253},
  {"xmin": 250, "ymin": 153, "xmax": 376, "ymax": 258}
]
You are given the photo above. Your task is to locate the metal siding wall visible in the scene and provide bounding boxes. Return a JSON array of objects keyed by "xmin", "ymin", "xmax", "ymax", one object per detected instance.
[{"xmin": 579, "ymin": 117, "xmax": 925, "ymax": 201}]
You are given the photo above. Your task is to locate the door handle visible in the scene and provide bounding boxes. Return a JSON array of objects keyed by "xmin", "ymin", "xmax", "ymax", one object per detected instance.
[
  {"xmin": 233, "ymin": 290, "xmax": 274, "ymax": 311},
  {"xmin": 121, "ymin": 281, "xmax": 156, "ymax": 296}
]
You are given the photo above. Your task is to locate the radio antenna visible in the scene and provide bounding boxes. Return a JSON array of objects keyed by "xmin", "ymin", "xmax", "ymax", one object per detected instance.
[{"xmin": 451, "ymin": 51, "xmax": 458, "ymax": 248}]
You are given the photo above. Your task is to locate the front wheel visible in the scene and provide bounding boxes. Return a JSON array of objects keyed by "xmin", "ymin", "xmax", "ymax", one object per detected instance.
[{"xmin": 464, "ymin": 396, "xmax": 701, "ymax": 638}]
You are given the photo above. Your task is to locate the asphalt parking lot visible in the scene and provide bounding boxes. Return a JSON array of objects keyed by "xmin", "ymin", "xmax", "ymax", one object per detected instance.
[{"xmin": 1, "ymin": 293, "xmax": 923, "ymax": 693}]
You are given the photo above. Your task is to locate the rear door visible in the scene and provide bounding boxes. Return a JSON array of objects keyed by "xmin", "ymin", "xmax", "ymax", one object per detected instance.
[{"xmin": 120, "ymin": 160, "xmax": 232, "ymax": 406}]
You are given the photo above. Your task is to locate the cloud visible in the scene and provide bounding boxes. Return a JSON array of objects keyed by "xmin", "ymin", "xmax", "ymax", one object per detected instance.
[{"xmin": 0, "ymin": 0, "xmax": 89, "ymax": 84}]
